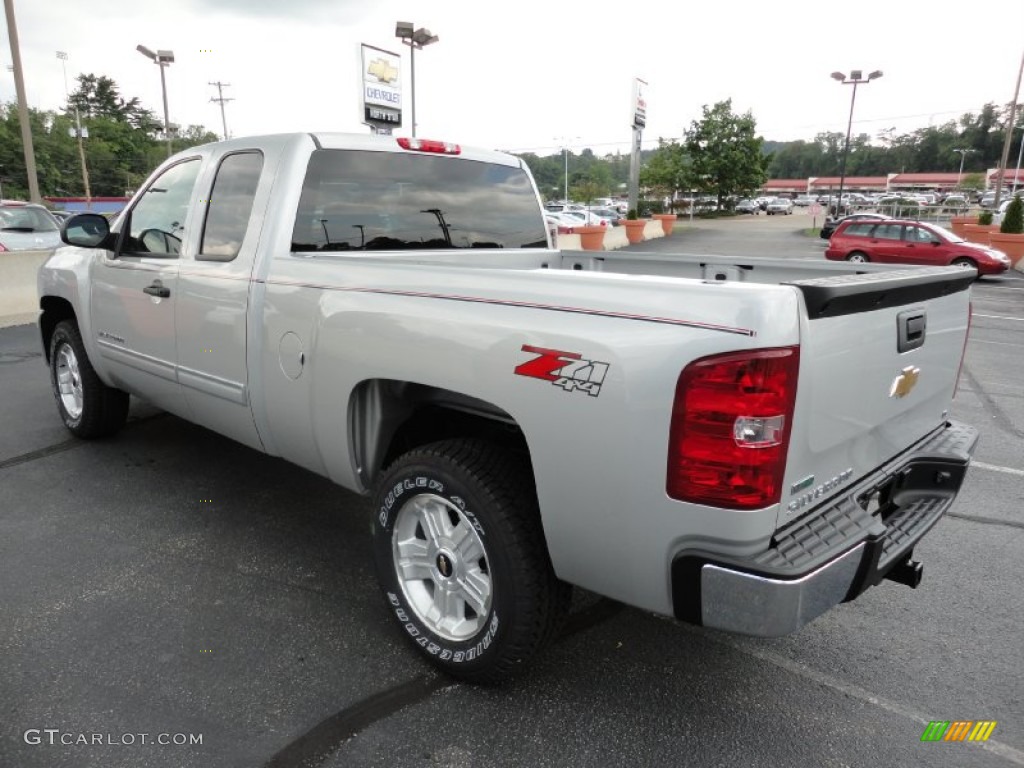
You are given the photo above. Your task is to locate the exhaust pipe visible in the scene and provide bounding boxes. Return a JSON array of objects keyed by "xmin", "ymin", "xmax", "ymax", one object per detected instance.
[{"xmin": 885, "ymin": 558, "xmax": 923, "ymax": 589}]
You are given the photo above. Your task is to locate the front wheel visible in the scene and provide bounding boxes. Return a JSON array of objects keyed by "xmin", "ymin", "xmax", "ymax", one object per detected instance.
[
  {"xmin": 951, "ymin": 257, "xmax": 977, "ymax": 270},
  {"xmin": 373, "ymin": 439, "xmax": 569, "ymax": 684},
  {"xmin": 49, "ymin": 320, "xmax": 129, "ymax": 438},
  {"xmin": 846, "ymin": 251, "xmax": 870, "ymax": 263}
]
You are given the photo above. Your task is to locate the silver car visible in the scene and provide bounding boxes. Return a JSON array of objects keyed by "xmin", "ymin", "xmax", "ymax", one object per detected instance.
[{"xmin": 0, "ymin": 203, "xmax": 62, "ymax": 251}]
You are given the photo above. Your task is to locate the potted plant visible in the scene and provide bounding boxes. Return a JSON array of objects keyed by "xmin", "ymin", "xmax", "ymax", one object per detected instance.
[
  {"xmin": 964, "ymin": 209, "xmax": 998, "ymax": 245},
  {"xmin": 621, "ymin": 208, "xmax": 647, "ymax": 244},
  {"xmin": 989, "ymin": 195, "xmax": 1024, "ymax": 267},
  {"xmin": 574, "ymin": 224, "xmax": 607, "ymax": 251},
  {"xmin": 651, "ymin": 209, "xmax": 678, "ymax": 235}
]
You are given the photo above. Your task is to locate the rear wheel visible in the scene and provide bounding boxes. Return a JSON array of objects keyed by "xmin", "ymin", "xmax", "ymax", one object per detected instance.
[
  {"xmin": 846, "ymin": 251, "xmax": 870, "ymax": 263},
  {"xmin": 373, "ymin": 439, "xmax": 569, "ymax": 684},
  {"xmin": 49, "ymin": 320, "xmax": 129, "ymax": 438}
]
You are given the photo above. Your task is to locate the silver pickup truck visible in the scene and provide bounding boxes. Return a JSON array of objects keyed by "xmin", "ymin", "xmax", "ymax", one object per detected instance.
[{"xmin": 38, "ymin": 133, "xmax": 978, "ymax": 683}]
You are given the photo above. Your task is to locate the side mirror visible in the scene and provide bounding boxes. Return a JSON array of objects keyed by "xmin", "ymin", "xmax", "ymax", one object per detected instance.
[
  {"xmin": 931, "ymin": 239, "xmax": 942, "ymax": 246},
  {"xmin": 61, "ymin": 213, "xmax": 112, "ymax": 249}
]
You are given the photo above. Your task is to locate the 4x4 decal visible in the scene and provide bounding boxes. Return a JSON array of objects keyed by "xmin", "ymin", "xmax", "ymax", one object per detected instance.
[{"xmin": 514, "ymin": 345, "xmax": 609, "ymax": 397}]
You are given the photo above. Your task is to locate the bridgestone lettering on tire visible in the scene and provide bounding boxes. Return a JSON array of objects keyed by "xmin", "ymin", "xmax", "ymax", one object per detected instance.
[
  {"xmin": 49, "ymin": 320, "xmax": 129, "ymax": 438},
  {"xmin": 373, "ymin": 439, "xmax": 569, "ymax": 684}
]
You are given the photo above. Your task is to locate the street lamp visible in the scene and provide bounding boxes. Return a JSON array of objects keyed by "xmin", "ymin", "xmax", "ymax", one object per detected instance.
[
  {"xmin": 554, "ymin": 136, "xmax": 580, "ymax": 204},
  {"xmin": 56, "ymin": 51, "xmax": 92, "ymax": 208},
  {"xmin": 395, "ymin": 22, "xmax": 438, "ymax": 138},
  {"xmin": 953, "ymin": 148, "xmax": 976, "ymax": 190},
  {"xmin": 830, "ymin": 69, "xmax": 883, "ymax": 215},
  {"xmin": 136, "ymin": 44, "xmax": 175, "ymax": 157}
]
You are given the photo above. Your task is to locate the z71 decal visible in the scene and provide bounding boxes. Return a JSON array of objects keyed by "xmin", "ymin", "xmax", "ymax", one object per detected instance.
[{"xmin": 514, "ymin": 345, "xmax": 609, "ymax": 397}]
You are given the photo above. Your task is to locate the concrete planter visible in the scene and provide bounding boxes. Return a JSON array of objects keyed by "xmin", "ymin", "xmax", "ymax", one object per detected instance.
[
  {"xmin": 989, "ymin": 232, "xmax": 1024, "ymax": 267},
  {"xmin": 963, "ymin": 223, "xmax": 999, "ymax": 245},
  {"xmin": 652, "ymin": 213, "xmax": 677, "ymax": 236},
  {"xmin": 575, "ymin": 225, "xmax": 607, "ymax": 251},
  {"xmin": 622, "ymin": 219, "xmax": 647, "ymax": 244},
  {"xmin": 949, "ymin": 216, "xmax": 976, "ymax": 239}
]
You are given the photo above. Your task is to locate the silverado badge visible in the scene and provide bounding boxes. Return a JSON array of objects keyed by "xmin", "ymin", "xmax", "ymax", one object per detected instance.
[{"xmin": 889, "ymin": 366, "xmax": 921, "ymax": 398}]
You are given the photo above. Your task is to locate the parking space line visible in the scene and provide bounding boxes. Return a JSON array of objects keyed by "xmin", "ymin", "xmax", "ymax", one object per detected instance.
[
  {"xmin": 691, "ymin": 628, "xmax": 1024, "ymax": 766},
  {"xmin": 973, "ymin": 461, "xmax": 1024, "ymax": 477},
  {"xmin": 973, "ymin": 313, "xmax": 1024, "ymax": 322}
]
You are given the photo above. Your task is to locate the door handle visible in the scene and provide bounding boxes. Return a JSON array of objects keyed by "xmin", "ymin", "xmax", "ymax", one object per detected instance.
[{"xmin": 143, "ymin": 281, "xmax": 170, "ymax": 298}]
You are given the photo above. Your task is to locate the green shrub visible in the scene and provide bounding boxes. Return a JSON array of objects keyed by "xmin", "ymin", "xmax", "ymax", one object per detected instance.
[
  {"xmin": 999, "ymin": 195, "xmax": 1024, "ymax": 234},
  {"xmin": 626, "ymin": 208, "xmax": 638, "ymax": 220},
  {"xmin": 978, "ymin": 210, "xmax": 994, "ymax": 225}
]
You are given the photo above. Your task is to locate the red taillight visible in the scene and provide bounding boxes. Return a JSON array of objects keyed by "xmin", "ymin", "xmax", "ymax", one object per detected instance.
[
  {"xmin": 667, "ymin": 347, "xmax": 800, "ymax": 510},
  {"xmin": 396, "ymin": 137, "xmax": 461, "ymax": 155}
]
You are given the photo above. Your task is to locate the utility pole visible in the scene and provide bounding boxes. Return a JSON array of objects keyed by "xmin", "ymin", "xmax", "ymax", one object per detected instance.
[
  {"xmin": 993, "ymin": 50, "xmax": 1024, "ymax": 211},
  {"xmin": 57, "ymin": 51, "xmax": 92, "ymax": 209},
  {"xmin": 209, "ymin": 81, "xmax": 233, "ymax": 140},
  {"xmin": 4, "ymin": 0, "xmax": 41, "ymax": 203}
]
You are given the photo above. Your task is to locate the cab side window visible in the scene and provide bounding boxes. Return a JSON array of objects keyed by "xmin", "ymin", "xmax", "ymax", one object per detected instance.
[
  {"xmin": 198, "ymin": 152, "xmax": 264, "ymax": 262},
  {"xmin": 121, "ymin": 159, "xmax": 201, "ymax": 257}
]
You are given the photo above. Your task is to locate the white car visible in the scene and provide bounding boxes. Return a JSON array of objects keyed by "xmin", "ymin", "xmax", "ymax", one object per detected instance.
[
  {"xmin": 0, "ymin": 202, "xmax": 62, "ymax": 251},
  {"xmin": 560, "ymin": 209, "xmax": 610, "ymax": 228},
  {"xmin": 766, "ymin": 199, "xmax": 794, "ymax": 215}
]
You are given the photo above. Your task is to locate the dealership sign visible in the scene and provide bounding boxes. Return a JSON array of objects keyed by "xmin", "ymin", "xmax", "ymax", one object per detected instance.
[
  {"xmin": 632, "ymin": 78, "xmax": 647, "ymax": 130},
  {"xmin": 361, "ymin": 44, "xmax": 402, "ymax": 131}
]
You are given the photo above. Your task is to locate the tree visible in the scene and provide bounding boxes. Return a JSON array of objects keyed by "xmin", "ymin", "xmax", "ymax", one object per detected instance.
[
  {"xmin": 1000, "ymin": 194, "xmax": 1024, "ymax": 234},
  {"xmin": 0, "ymin": 75, "xmax": 220, "ymax": 199},
  {"xmin": 684, "ymin": 100, "xmax": 766, "ymax": 208},
  {"xmin": 570, "ymin": 180, "xmax": 605, "ymax": 208},
  {"xmin": 639, "ymin": 139, "xmax": 691, "ymax": 202}
]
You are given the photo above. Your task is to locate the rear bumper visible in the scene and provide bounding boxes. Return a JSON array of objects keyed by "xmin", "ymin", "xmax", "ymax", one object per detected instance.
[{"xmin": 671, "ymin": 420, "xmax": 978, "ymax": 637}]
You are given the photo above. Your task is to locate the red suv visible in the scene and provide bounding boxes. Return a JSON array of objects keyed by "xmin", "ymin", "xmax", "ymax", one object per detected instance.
[{"xmin": 824, "ymin": 219, "xmax": 1010, "ymax": 276}]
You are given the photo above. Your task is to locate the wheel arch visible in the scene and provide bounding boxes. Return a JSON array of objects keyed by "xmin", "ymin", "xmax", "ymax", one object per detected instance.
[
  {"xmin": 39, "ymin": 296, "xmax": 77, "ymax": 363},
  {"xmin": 349, "ymin": 379, "xmax": 530, "ymax": 490}
]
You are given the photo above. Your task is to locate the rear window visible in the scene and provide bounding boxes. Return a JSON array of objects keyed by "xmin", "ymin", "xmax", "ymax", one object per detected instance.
[
  {"xmin": 0, "ymin": 205, "xmax": 58, "ymax": 232},
  {"xmin": 291, "ymin": 149, "xmax": 547, "ymax": 251}
]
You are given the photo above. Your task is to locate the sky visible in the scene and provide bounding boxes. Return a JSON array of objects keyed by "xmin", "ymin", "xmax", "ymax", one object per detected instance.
[{"xmin": 4, "ymin": 0, "xmax": 1024, "ymax": 159}]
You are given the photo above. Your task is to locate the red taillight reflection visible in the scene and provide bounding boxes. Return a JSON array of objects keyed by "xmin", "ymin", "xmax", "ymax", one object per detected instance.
[
  {"xmin": 667, "ymin": 347, "xmax": 800, "ymax": 510},
  {"xmin": 396, "ymin": 137, "xmax": 461, "ymax": 155}
]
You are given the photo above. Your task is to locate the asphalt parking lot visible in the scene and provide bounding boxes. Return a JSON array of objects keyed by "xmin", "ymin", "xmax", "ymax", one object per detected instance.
[{"xmin": 2, "ymin": 216, "xmax": 1022, "ymax": 768}]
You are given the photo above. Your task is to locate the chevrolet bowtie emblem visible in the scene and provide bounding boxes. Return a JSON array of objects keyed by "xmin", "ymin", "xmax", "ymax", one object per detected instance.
[
  {"xmin": 889, "ymin": 366, "xmax": 921, "ymax": 398},
  {"xmin": 368, "ymin": 58, "xmax": 399, "ymax": 84}
]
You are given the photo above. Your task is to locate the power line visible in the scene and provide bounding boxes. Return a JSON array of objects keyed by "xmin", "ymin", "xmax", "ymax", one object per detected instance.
[{"xmin": 209, "ymin": 81, "xmax": 233, "ymax": 140}]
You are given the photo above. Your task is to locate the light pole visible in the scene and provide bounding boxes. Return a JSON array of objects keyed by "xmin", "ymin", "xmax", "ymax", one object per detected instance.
[
  {"xmin": 395, "ymin": 22, "xmax": 438, "ymax": 138},
  {"xmin": 1013, "ymin": 129, "xmax": 1024, "ymax": 196},
  {"xmin": 952, "ymin": 148, "xmax": 976, "ymax": 190},
  {"xmin": 56, "ymin": 51, "xmax": 92, "ymax": 209},
  {"xmin": 830, "ymin": 69, "xmax": 883, "ymax": 216},
  {"xmin": 136, "ymin": 44, "xmax": 175, "ymax": 157},
  {"xmin": 553, "ymin": 136, "xmax": 580, "ymax": 204}
]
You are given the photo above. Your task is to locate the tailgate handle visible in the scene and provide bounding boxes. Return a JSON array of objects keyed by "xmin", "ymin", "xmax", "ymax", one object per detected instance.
[{"xmin": 898, "ymin": 310, "xmax": 926, "ymax": 353}]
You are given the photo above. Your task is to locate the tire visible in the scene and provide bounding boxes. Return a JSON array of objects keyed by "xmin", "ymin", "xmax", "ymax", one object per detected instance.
[
  {"xmin": 373, "ymin": 439, "xmax": 569, "ymax": 684},
  {"xmin": 49, "ymin": 320, "xmax": 129, "ymax": 438},
  {"xmin": 951, "ymin": 257, "xmax": 977, "ymax": 271},
  {"xmin": 846, "ymin": 251, "xmax": 870, "ymax": 263}
]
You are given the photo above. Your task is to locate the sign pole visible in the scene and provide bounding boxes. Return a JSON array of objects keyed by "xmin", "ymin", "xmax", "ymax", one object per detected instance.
[{"xmin": 627, "ymin": 77, "xmax": 647, "ymax": 215}]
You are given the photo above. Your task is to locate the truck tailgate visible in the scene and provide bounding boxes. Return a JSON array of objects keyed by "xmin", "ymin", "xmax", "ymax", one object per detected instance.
[{"xmin": 777, "ymin": 267, "xmax": 974, "ymax": 530}]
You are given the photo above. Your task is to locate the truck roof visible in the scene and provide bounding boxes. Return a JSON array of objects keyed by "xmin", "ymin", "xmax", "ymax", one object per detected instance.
[{"xmin": 193, "ymin": 132, "xmax": 523, "ymax": 169}]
